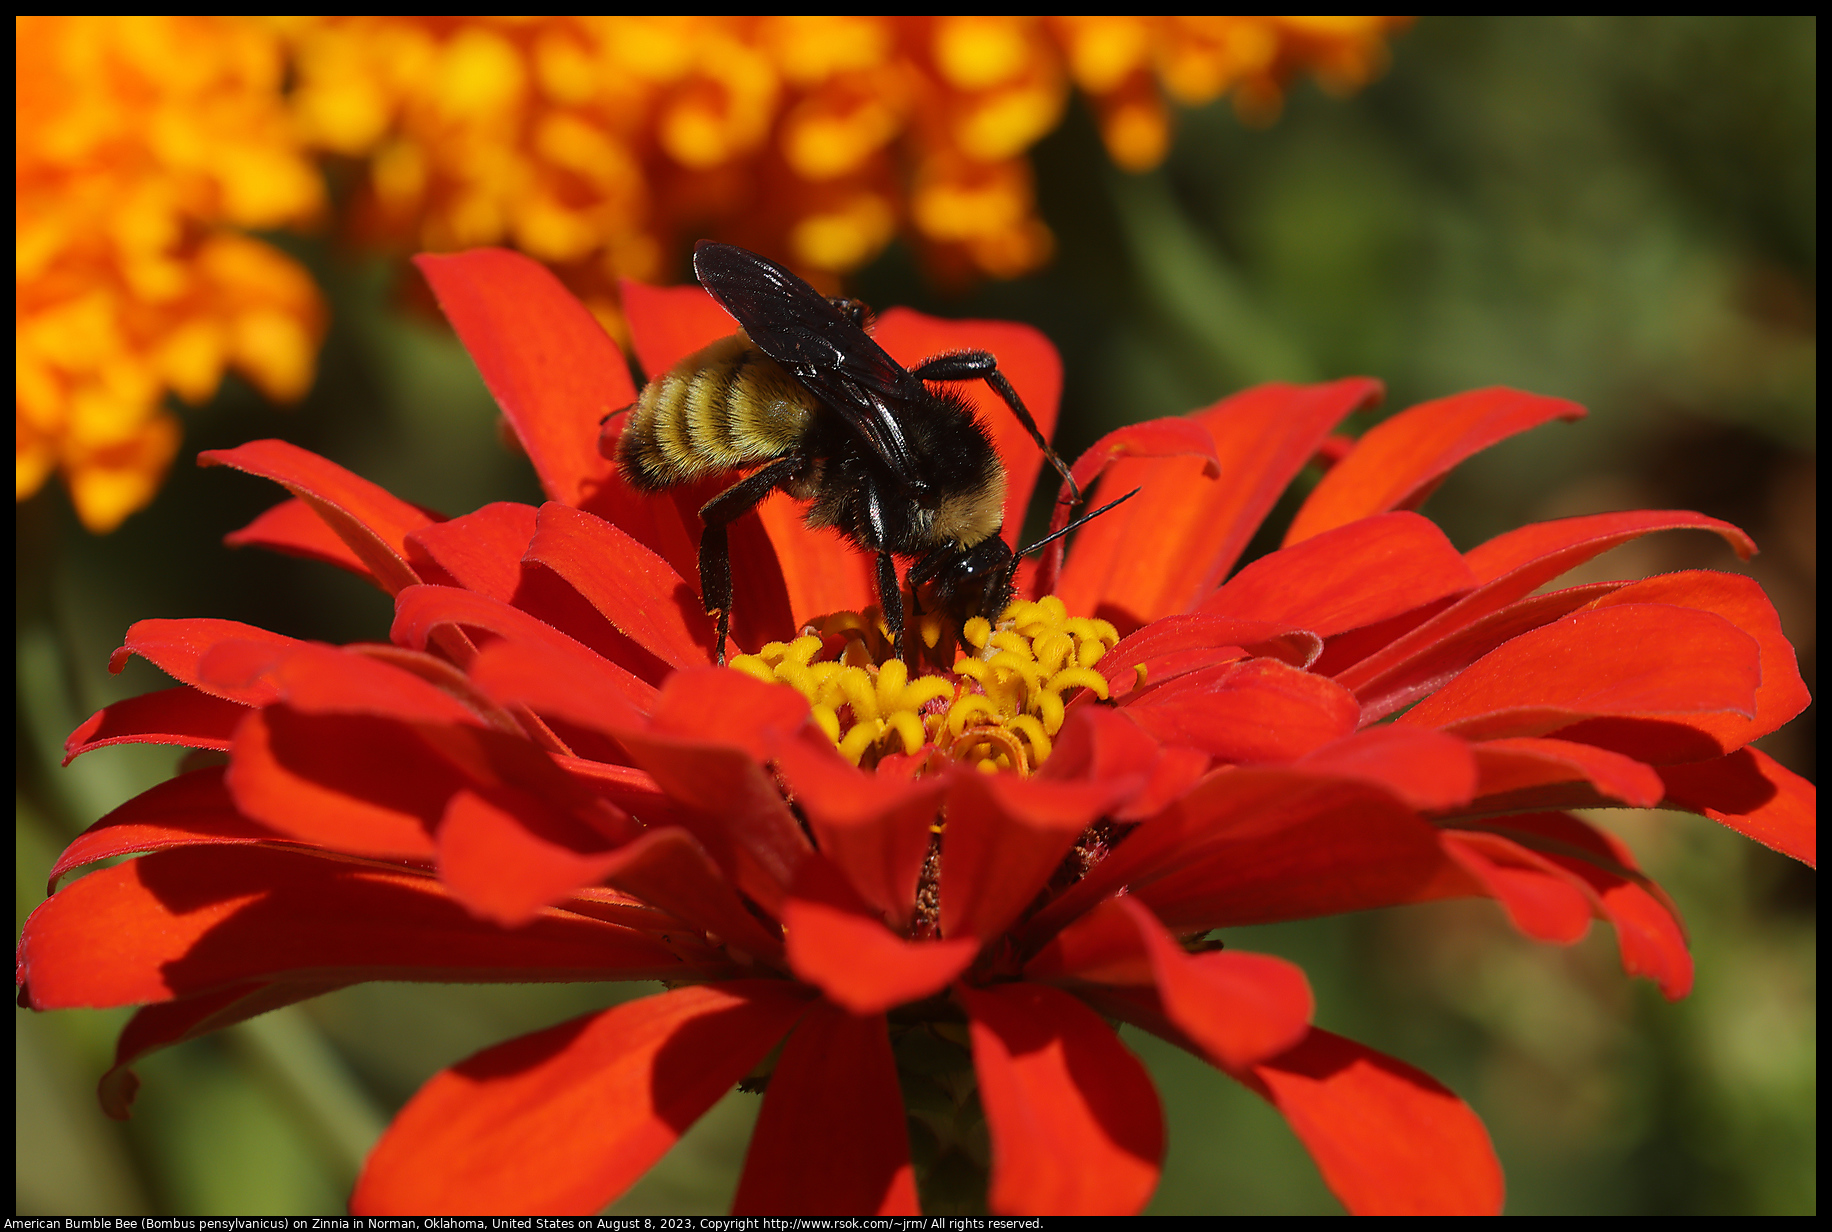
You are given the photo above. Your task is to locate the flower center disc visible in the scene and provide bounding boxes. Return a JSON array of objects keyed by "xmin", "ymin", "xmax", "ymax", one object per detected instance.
[{"xmin": 728, "ymin": 596, "xmax": 1117, "ymax": 774}]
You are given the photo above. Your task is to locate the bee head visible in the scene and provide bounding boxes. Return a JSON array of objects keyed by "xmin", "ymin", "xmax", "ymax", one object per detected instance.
[{"xmin": 910, "ymin": 535, "xmax": 1019, "ymax": 628}]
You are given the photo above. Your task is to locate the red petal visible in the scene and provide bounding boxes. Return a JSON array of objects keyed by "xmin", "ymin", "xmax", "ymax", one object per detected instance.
[
  {"xmin": 1099, "ymin": 613, "xmax": 1322, "ymax": 703},
  {"xmin": 1341, "ymin": 586, "xmax": 1623, "ymax": 721},
  {"xmin": 1121, "ymin": 658, "xmax": 1360, "ymax": 764},
  {"xmin": 1296, "ymin": 726, "xmax": 1479, "ymax": 812},
  {"xmin": 1033, "ymin": 418, "xmax": 1222, "ymax": 596},
  {"xmin": 47, "ymin": 767, "xmax": 283, "ymax": 890},
  {"xmin": 1033, "ymin": 777, "xmax": 1470, "ymax": 943},
  {"xmin": 771, "ymin": 731, "xmax": 943, "ymax": 929},
  {"xmin": 1023, "ymin": 772, "xmax": 1440, "ymax": 947},
  {"xmin": 1584, "ymin": 571, "xmax": 1810, "ymax": 748},
  {"xmin": 755, "ymin": 490, "xmax": 877, "ymax": 631},
  {"xmin": 65, "ymin": 686, "xmax": 245, "ymax": 763},
  {"xmin": 199, "ymin": 638, "xmax": 478, "ymax": 726},
  {"xmin": 733, "ymin": 1002, "xmax": 919, "ymax": 1215},
  {"xmin": 1465, "ymin": 509, "xmax": 1755, "ymax": 584},
  {"xmin": 98, "ymin": 980, "xmax": 350, "ymax": 1118},
  {"xmin": 598, "ymin": 828, "xmax": 786, "ymax": 962},
  {"xmin": 1439, "ymin": 831, "xmax": 1594, "ymax": 944},
  {"xmin": 873, "ymin": 308, "xmax": 1062, "ymax": 543},
  {"xmin": 435, "ymin": 786, "xmax": 627, "ymax": 927},
  {"xmin": 224, "ymin": 496, "xmax": 370, "ymax": 579},
  {"xmin": 613, "ymin": 728, "xmax": 811, "ymax": 914},
  {"xmin": 1239, "ymin": 1028, "xmax": 1504, "ymax": 1214},
  {"xmin": 1286, "ymin": 387, "xmax": 1584, "ymax": 545},
  {"xmin": 1041, "ymin": 706, "xmax": 1207, "ymax": 823},
  {"xmin": 783, "ymin": 865, "xmax": 977, "ymax": 1014},
  {"xmin": 523, "ymin": 501, "xmax": 717, "ymax": 668},
  {"xmin": 1338, "ymin": 509, "xmax": 1759, "ymax": 716},
  {"xmin": 1057, "ymin": 379, "xmax": 1381, "ymax": 628},
  {"xmin": 939, "ymin": 770, "xmax": 1135, "ymax": 942},
  {"xmin": 415, "ymin": 249, "xmax": 631, "ymax": 509},
  {"xmin": 403, "ymin": 502, "xmax": 540, "ymax": 602},
  {"xmin": 621, "ymin": 277, "xmax": 734, "ymax": 377},
  {"xmin": 109, "ymin": 618, "xmax": 300, "ymax": 706},
  {"xmin": 1203, "ymin": 512, "xmax": 1476, "ymax": 638},
  {"xmin": 1469, "ymin": 737, "xmax": 1666, "ymax": 809},
  {"xmin": 647, "ymin": 667, "xmax": 811, "ymax": 762},
  {"xmin": 1027, "ymin": 898, "xmax": 1313, "ymax": 1071},
  {"xmin": 1397, "ymin": 605, "xmax": 1761, "ymax": 746},
  {"xmin": 353, "ymin": 982, "xmax": 813, "ymax": 1215},
  {"xmin": 226, "ymin": 707, "xmax": 444, "ymax": 858},
  {"xmin": 959, "ymin": 983, "xmax": 1163, "ymax": 1215},
  {"xmin": 18, "ymin": 846, "xmax": 704, "ymax": 1011},
  {"xmin": 392, "ymin": 584, "xmax": 657, "ymax": 712},
  {"xmin": 575, "ymin": 443, "xmax": 796, "ymax": 654},
  {"xmin": 1552, "ymin": 854, "xmax": 1693, "ymax": 1000},
  {"xmin": 1476, "ymin": 813, "xmax": 1695, "ymax": 999},
  {"xmin": 1061, "ymin": 417, "xmax": 1222, "ymax": 503},
  {"xmin": 583, "ymin": 413, "xmax": 707, "ymax": 580},
  {"xmin": 1659, "ymin": 747, "xmax": 1816, "ymax": 867},
  {"xmin": 1305, "ymin": 593, "xmax": 1464, "ymax": 680},
  {"xmin": 200, "ymin": 440, "xmax": 437, "ymax": 595}
]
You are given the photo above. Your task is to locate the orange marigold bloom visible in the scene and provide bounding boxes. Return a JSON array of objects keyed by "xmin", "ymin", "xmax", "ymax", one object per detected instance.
[
  {"xmin": 15, "ymin": 15, "xmax": 327, "ymax": 532},
  {"xmin": 278, "ymin": 15, "xmax": 1407, "ymax": 297}
]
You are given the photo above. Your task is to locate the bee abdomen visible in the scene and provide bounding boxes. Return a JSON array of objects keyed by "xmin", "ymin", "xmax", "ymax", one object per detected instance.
[{"xmin": 616, "ymin": 334, "xmax": 815, "ymax": 491}]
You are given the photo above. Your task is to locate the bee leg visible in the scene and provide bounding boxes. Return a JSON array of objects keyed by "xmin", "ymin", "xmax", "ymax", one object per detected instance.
[
  {"xmin": 876, "ymin": 549, "xmax": 905, "ymax": 661},
  {"xmin": 909, "ymin": 351, "xmax": 1080, "ymax": 506},
  {"xmin": 858, "ymin": 485, "xmax": 906, "ymax": 660},
  {"xmin": 698, "ymin": 456, "xmax": 806, "ymax": 666}
]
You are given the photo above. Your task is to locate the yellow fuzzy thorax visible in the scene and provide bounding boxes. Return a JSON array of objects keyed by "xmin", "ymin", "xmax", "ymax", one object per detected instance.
[{"xmin": 729, "ymin": 596, "xmax": 1118, "ymax": 775}]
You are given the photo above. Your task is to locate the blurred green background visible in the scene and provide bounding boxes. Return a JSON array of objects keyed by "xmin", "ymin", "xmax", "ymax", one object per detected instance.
[{"xmin": 17, "ymin": 15, "xmax": 1814, "ymax": 1215}]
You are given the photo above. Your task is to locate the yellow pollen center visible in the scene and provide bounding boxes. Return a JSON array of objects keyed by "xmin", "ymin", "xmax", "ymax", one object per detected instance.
[{"xmin": 728, "ymin": 596, "xmax": 1118, "ymax": 774}]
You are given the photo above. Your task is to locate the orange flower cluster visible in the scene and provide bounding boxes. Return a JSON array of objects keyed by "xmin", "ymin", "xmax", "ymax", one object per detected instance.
[
  {"xmin": 281, "ymin": 16, "xmax": 1407, "ymax": 289},
  {"xmin": 17, "ymin": 16, "xmax": 1405, "ymax": 532},
  {"xmin": 16, "ymin": 16, "xmax": 326, "ymax": 532}
]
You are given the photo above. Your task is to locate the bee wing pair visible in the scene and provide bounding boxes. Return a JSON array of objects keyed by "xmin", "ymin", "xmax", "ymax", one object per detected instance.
[{"xmin": 693, "ymin": 241, "xmax": 927, "ymax": 491}]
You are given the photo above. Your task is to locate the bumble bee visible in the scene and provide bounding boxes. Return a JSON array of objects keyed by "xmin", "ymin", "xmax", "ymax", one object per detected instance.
[{"xmin": 617, "ymin": 241, "xmax": 1120, "ymax": 665}]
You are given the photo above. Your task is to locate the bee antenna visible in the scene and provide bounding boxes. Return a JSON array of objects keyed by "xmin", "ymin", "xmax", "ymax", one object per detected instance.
[{"xmin": 1017, "ymin": 488, "xmax": 1140, "ymax": 557}]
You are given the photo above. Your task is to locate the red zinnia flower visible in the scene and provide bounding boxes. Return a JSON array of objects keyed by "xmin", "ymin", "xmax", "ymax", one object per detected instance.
[{"xmin": 19, "ymin": 249, "xmax": 1813, "ymax": 1216}]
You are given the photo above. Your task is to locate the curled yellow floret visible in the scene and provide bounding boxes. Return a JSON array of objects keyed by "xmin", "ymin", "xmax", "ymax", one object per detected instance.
[{"xmin": 732, "ymin": 596, "xmax": 1120, "ymax": 774}]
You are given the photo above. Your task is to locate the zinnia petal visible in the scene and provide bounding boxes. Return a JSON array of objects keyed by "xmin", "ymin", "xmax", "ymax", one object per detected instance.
[
  {"xmin": 1658, "ymin": 747, "xmax": 1816, "ymax": 867},
  {"xmin": 1397, "ymin": 604, "xmax": 1761, "ymax": 748},
  {"xmin": 354, "ymin": 983, "xmax": 814, "ymax": 1215},
  {"xmin": 18, "ymin": 846, "xmax": 699, "ymax": 1013},
  {"xmin": 1026, "ymin": 897, "xmax": 1313, "ymax": 1071},
  {"xmin": 959, "ymin": 982, "xmax": 1163, "ymax": 1215},
  {"xmin": 1284, "ymin": 386, "xmax": 1584, "ymax": 545},
  {"xmin": 524, "ymin": 501, "xmax": 721, "ymax": 670},
  {"xmin": 201, "ymin": 439, "xmax": 439, "ymax": 595},
  {"xmin": 1202, "ymin": 511, "xmax": 1477, "ymax": 637},
  {"xmin": 1055, "ymin": 378, "xmax": 1382, "ymax": 626},
  {"xmin": 47, "ymin": 767, "xmax": 281, "ymax": 891},
  {"xmin": 414, "ymin": 248, "xmax": 631, "ymax": 510},
  {"xmin": 1239, "ymin": 1029, "xmax": 1504, "ymax": 1215},
  {"xmin": 225, "ymin": 496, "xmax": 372, "ymax": 578},
  {"xmin": 732, "ymin": 1002, "xmax": 920, "ymax": 1215},
  {"xmin": 783, "ymin": 861, "xmax": 978, "ymax": 1012},
  {"xmin": 65, "ymin": 686, "xmax": 246, "ymax": 763},
  {"xmin": 1120, "ymin": 658, "xmax": 1361, "ymax": 763}
]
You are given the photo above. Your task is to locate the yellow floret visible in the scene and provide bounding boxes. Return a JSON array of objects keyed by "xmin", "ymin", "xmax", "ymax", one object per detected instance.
[{"xmin": 722, "ymin": 592, "xmax": 1120, "ymax": 775}]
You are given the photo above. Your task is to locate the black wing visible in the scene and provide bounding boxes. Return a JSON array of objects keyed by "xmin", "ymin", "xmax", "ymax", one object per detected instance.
[{"xmin": 692, "ymin": 241, "xmax": 926, "ymax": 490}]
